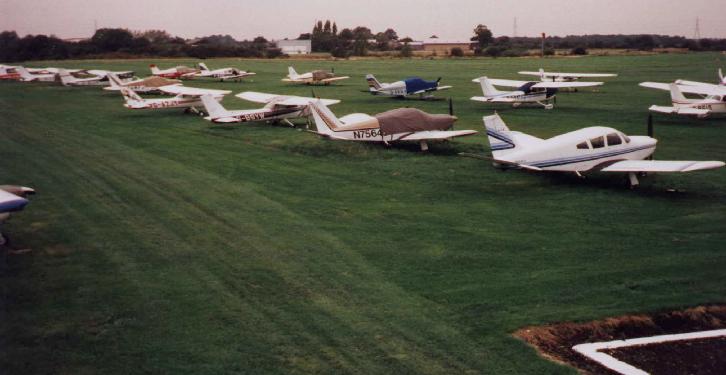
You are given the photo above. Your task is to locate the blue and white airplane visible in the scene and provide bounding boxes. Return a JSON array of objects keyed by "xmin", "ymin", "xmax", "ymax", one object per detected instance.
[
  {"xmin": 476, "ymin": 113, "xmax": 724, "ymax": 187},
  {"xmin": 0, "ymin": 185, "xmax": 34, "ymax": 245},
  {"xmin": 365, "ymin": 74, "xmax": 451, "ymax": 99}
]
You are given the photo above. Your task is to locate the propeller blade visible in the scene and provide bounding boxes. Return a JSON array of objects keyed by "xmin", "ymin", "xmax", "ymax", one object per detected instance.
[
  {"xmin": 436, "ymin": 77, "xmax": 442, "ymax": 83},
  {"xmin": 647, "ymin": 113, "xmax": 653, "ymax": 138},
  {"xmin": 311, "ymin": 89, "xmax": 318, "ymax": 98},
  {"xmin": 448, "ymin": 97, "xmax": 454, "ymax": 116},
  {"xmin": 331, "ymin": 67, "xmax": 335, "ymax": 74}
]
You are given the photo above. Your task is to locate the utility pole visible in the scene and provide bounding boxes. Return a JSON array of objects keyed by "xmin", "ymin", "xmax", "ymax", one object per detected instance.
[
  {"xmin": 694, "ymin": 17, "xmax": 701, "ymax": 39},
  {"xmin": 513, "ymin": 17, "xmax": 518, "ymax": 38},
  {"xmin": 541, "ymin": 32, "xmax": 546, "ymax": 58}
]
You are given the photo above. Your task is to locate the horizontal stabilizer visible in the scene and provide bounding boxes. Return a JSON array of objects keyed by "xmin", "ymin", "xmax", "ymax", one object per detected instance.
[{"xmin": 648, "ymin": 105, "xmax": 710, "ymax": 117}]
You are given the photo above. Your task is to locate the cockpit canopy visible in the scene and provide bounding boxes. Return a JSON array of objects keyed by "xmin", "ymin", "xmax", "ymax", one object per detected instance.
[{"xmin": 576, "ymin": 131, "xmax": 630, "ymax": 150}]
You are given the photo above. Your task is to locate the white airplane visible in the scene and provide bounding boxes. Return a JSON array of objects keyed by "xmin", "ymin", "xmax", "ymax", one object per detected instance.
[
  {"xmin": 308, "ymin": 100, "xmax": 477, "ymax": 151},
  {"xmin": 476, "ymin": 113, "xmax": 724, "ymax": 187},
  {"xmin": 0, "ymin": 185, "xmax": 35, "ymax": 245},
  {"xmin": 84, "ymin": 69, "xmax": 135, "ymax": 79},
  {"xmin": 149, "ymin": 64, "xmax": 197, "ymax": 79},
  {"xmin": 58, "ymin": 68, "xmax": 109, "ymax": 86},
  {"xmin": 283, "ymin": 66, "xmax": 349, "ymax": 85},
  {"xmin": 471, "ymin": 76, "xmax": 602, "ymax": 109},
  {"xmin": 16, "ymin": 66, "xmax": 56, "ymax": 82},
  {"xmin": 119, "ymin": 84, "xmax": 230, "ymax": 112},
  {"xmin": 193, "ymin": 62, "xmax": 255, "ymax": 81},
  {"xmin": 519, "ymin": 68, "xmax": 616, "ymax": 82},
  {"xmin": 639, "ymin": 82, "xmax": 726, "ymax": 118},
  {"xmin": 105, "ymin": 73, "xmax": 181, "ymax": 94},
  {"xmin": 200, "ymin": 91, "xmax": 339, "ymax": 125},
  {"xmin": 365, "ymin": 74, "xmax": 452, "ymax": 99},
  {"xmin": 675, "ymin": 69, "xmax": 726, "ymax": 88}
]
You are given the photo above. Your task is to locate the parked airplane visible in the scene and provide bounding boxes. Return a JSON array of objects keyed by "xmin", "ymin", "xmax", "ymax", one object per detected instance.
[
  {"xmin": 16, "ymin": 66, "xmax": 56, "ymax": 82},
  {"xmin": 0, "ymin": 65, "xmax": 20, "ymax": 80},
  {"xmin": 471, "ymin": 76, "xmax": 603, "ymax": 109},
  {"xmin": 149, "ymin": 64, "xmax": 197, "ymax": 79},
  {"xmin": 365, "ymin": 74, "xmax": 451, "ymax": 99},
  {"xmin": 674, "ymin": 69, "xmax": 726, "ymax": 88},
  {"xmin": 58, "ymin": 68, "xmax": 109, "ymax": 86},
  {"xmin": 476, "ymin": 113, "xmax": 724, "ymax": 187},
  {"xmin": 105, "ymin": 73, "xmax": 181, "ymax": 93},
  {"xmin": 119, "ymin": 85, "xmax": 230, "ymax": 112},
  {"xmin": 519, "ymin": 68, "xmax": 616, "ymax": 82},
  {"xmin": 639, "ymin": 82, "xmax": 726, "ymax": 118},
  {"xmin": 0, "ymin": 185, "xmax": 35, "ymax": 245},
  {"xmin": 201, "ymin": 91, "xmax": 339, "ymax": 125},
  {"xmin": 193, "ymin": 62, "xmax": 256, "ymax": 81},
  {"xmin": 282, "ymin": 66, "xmax": 349, "ymax": 85},
  {"xmin": 308, "ymin": 100, "xmax": 477, "ymax": 151},
  {"xmin": 85, "ymin": 69, "xmax": 135, "ymax": 79}
]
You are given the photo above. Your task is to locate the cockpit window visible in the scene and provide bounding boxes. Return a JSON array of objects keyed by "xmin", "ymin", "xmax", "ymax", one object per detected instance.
[
  {"xmin": 606, "ymin": 133, "xmax": 622, "ymax": 146},
  {"xmin": 590, "ymin": 136, "xmax": 605, "ymax": 148},
  {"xmin": 576, "ymin": 141, "xmax": 589, "ymax": 149},
  {"xmin": 621, "ymin": 133, "xmax": 631, "ymax": 143}
]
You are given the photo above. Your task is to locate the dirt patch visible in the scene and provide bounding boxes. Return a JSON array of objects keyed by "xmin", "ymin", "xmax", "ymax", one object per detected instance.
[
  {"xmin": 513, "ymin": 305, "xmax": 726, "ymax": 374},
  {"xmin": 603, "ymin": 336, "xmax": 726, "ymax": 375}
]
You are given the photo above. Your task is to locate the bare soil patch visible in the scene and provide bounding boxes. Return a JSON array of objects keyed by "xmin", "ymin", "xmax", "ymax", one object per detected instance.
[
  {"xmin": 603, "ymin": 336, "xmax": 726, "ymax": 375},
  {"xmin": 514, "ymin": 305, "xmax": 726, "ymax": 374}
]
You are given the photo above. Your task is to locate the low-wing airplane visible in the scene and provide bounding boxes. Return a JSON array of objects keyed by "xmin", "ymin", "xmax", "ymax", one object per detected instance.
[
  {"xmin": 308, "ymin": 100, "xmax": 477, "ymax": 151},
  {"xmin": 193, "ymin": 62, "xmax": 256, "ymax": 81},
  {"xmin": 0, "ymin": 185, "xmax": 35, "ymax": 245},
  {"xmin": 149, "ymin": 64, "xmax": 197, "ymax": 79},
  {"xmin": 519, "ymin": 68, "xmax": 616, "ymax": 82},
  {"xmin": 675, "ymin": 69, "xmax": 726, "ymax": 88},
  {"xmin": 104, "ymin": 73, "xmax": 181, "ymax": 93},
  {"xmin": 365, "ymin": 74, "xmax": 452, "ymax": 99},
  {"xmin": 200, "ymin": 91, "xmax": 340, "ymax": 125},
  {"xmin": 16, "ymin": 66, "xmax": 56, "ymax": 82},
  {"xmin": 639, "ymin": 81, "xmax": 726, "ymax": 118},
  {"xmin": 119, "ymin": 84, "xmax": 230, "ymax": 112},
  {"xmin": 471, "ymin": 76, "xmax": 603, "ymax": 109},
  {"xmin": 0, "ymin": 65, "xmax": 20, "ymax": 80},
  {"xmin": 282, "ymin": 66, "xmax": 349, "ymax": 85},
  {"xmin": 476, "ymin": 113, "xmax": 724, "ymax": 187}
]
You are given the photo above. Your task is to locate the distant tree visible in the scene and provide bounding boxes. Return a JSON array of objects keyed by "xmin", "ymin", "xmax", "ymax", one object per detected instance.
[
  {"xmin": 429, "ymin": 35, "xmax": 438, "ymax": 39},
  {"xmin": 266, "ymin": 47, "xmax": 284, "ymax": 58},
  {"xmin": 483, "ymin": 46, "xmax": 503, "ymax": 58},
  {"xmin": 92, "ymin": 28, "xmax": 134, "ymax": 52},
  {"xmin": 352, "ymin": 38, "xmax": 368, "ymax": 56},
  {"xmin": 332, "ymin": 22, "xmax": 338, "ymax": 35},
  {"xmin": 0, "ymin": 31, "xmax": 20, "ymax": 61},
  {"xmin": 315, "ymin": 21, "xmax": 323, "ymax": 34},
  {"xmin": 339, "ymin": 28, "xmax": 354, "ymax": 40},
  {"xmin": 472, "ymin": 24, "xmax": 493, "ymax": 49},
  {"xmin": 135, "ymin": 29, "xmax": 172, "ymax": 44},
  {"xmin": 450, "ymin": 47, "xmax": 464, "ymax": 57},
  {"xmin": 400, "ymin": 42, "xmax": 413, "ymax": 57},
  {"xmin": 323, "ymin": 20, "xmax": 331, "ymax": 34},
  {"xmin": 352, "ymin": 26, "xmax": 373, "ymax": 40},
  {"xmin": 383, "ymin": 28, "xmax": 398, "ymax": 41},
  {"xmin": 570, "ymin": 46, "xmax": 588, "ymax": 55},
  {"xmin": 297, "ymin": 33, "xmax": 311, "ymax": 40},
  {"xmin": 399, "ymin": 37, "xmax": 413, "ymax": 43}
]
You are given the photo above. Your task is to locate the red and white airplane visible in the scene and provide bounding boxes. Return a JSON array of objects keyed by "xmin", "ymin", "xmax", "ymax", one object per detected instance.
[
  {"xmin": 105, "ymin": 73, "xmax": 181, "ymax": 94},
  {"xmin": 193, "ymin": 62, "xmax": 255, "ymax": 81},
  {"xmin": 200, "ymin": 91, "xmax": 339, "ymax": 125},
  {"xmin": 0, "ymin": 65, "xmax": 20, "ymax": 80},
  {"xmin": 119, "ymin": 84, "xmax": 230, "ymax": 111},
  {"xmin": 149, "ymin": 64, "xmax": 197, "ymax": 79},
  {"xmin": 16, "ymin": 66, "xmax": 57, "ymax": 82}
]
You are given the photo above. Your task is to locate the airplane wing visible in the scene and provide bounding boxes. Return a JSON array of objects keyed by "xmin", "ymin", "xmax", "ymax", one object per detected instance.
[
  {"xmin": 236, "ymin": 91, "xmax": 339, "ymax": 106},
  {"xmin": 640, "ymin": 82, "xmax": 724, "ymax": 96},
  {"xmin": 470, "ymin": 96, "xmax": 518, "ymax": 103},
  {"xmin": 532, "ymin": 81, "xmax": 603, "ymax": 88},
  {"xmin": 399, "ymin": 130, "xmax": 478, "ymax": 141},
  {"xmin": 520, "ymin": 71, "xmax": 617, "ymax": 78},
  {"xmin": 472, "ymin": 78, "xmax": 530, "ymax": 87},
  {"xmin": 320, "ymin": 76, "xmax": 350, "ymax": 83},
  {"xmin": 0, "ymin": 189, "xmax": 29, "ymax": 213},
  {"xmin": 674, "ymin": 79, "xmax": 719, "ymax": 88},
  {"xmin": 220, "ymin": 72, "xmax": 256, "ymax": 81},
  {"xmin": 601, "ymin": 160, "xmax": 724, "ymax": 173},
  {"xmin": 648, "ymin": 105, "xmax": 710, "ymax": 117},
  {"xmin": 160, "ymin": 85, "xmax": 231, "ymax": 96}
]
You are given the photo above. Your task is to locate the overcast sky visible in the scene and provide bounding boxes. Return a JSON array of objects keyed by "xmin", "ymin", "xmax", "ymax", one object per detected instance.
[{"xmin": 2, "ymin": 0, "xmax": 725, "ymax": 41}]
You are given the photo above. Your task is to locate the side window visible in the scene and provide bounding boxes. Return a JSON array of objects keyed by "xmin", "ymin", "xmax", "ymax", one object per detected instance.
[
  {"xmin": 590, "ymin": 136, "xmax": 605, "ymax": 149},
  {"xmin": 606, "ymin": 133, "xmax": 622, "ymax": 146},
  {"xmin": 622, "ymin": 134, "xmax": 631, "ymax": 143},
  {"xmin": 576, "ymin": 141, "xmax": 589, "ymax": 150}
]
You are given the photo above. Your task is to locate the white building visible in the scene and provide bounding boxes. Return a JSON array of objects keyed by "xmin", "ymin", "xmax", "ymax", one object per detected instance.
[{"xmin": 276, "ymin": 39, "xmax": 312, "ymax": 55}]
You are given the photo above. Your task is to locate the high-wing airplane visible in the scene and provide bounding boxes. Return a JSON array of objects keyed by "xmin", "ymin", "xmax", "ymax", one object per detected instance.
[
  {"xmin": 16, "ymin": 66, "xmax": 56, "ymax": 82},
  {"xmin": 282, "ymin": 66, "xmax": 349, "ymax": 85},
  {"xmin": 308, "ymin": 100, "xmax": 477, "ymax": 151},
  {"xmin": 365, "ymin": 74, "xmax": 452, "ymax": 99},
  {"xmin": 471, "ymin": 76, "xmax": 603, "ymax": 109},
  {"xmin": 58, "ymin": 68, "xmax": 110, "ymax": 86},
  {"xmin": 149, "ymin": 64, "xmax": 197, "ymax": 79},
  {"xmin": 104, "ymin": 73, "xmax": 182, "ymax": 93},
  {"xmin": 119, "ymin": 84, "xmax": 230, "ymax": 112},
  {"xmin": 193, "ymin": 62, "xmax": 256, "ymax": 81},
  {"xmin": 675, "ymin": 69, "xmax": 726, "ymax": 88},
  {"xmin": 639, "ymin": 81, "xmax": 726, "ymax": 118},
  {"xmin": 84, "ymin": 69, "xmax": 135, "ymax": 79},
  {"xmin": 0, "ymin": 185, "xmax": 35, "ymax": 245},
  {"xmin": 476, "ymin": 113, "xmax": 724, "ymax": 187},
  {"xmin": 200, "ymin": 91, "xmax": 340, "ymax": 125},
  {"xmin": 519, "ymin": 68, "xmax": 616, "ymax": 82}
]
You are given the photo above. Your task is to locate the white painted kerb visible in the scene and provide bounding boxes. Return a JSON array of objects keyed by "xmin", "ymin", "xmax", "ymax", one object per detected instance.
[{"xmin": 572, "ymin": 328, "xmax": 726, "ymax": 375}]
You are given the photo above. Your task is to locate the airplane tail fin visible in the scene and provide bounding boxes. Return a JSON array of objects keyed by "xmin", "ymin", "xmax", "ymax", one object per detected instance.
[
  {"xmin": 719, "ymin": 68, "xmax": 725, "ymax": 85},
  {"xmin": 308, "ymin": 100, "xmax": 343, "ymax": 136},
  {"xmin": 16, "ymin": 66, "xmax": 35, "ymax": 80},
  {"xmin": 478, "ymin": 77, "xmax": 503, "ymax": 97},
  {"xmin": 483, "ymin": 113, "xmax": 520, "ymax": 158},
  {"xmin": 669, "ymin": 83, "xmax": 688, "ymax": 102},
  {"xmin": 200, "ymin": 94, "xmax": 230, "ymax": 119},
  {"xmin": 287, "ymin": 66, "xmax": 299, "ymax": 79},
  {"xmin": 57, "ymin": 68, "xmax": 76, "ymax": 85},
  {"xmin": 149, "ymin": 64, "xmax": 161, "ymax": 74},
  {"xmin": 198, "ymin": 62, "xmax": 209, "ymax": 71},
  {"xmin": 365, "ymin": 74, "xmax": 382, "ymax": 91},
  {"xmin": 539, "ymin": 68, "xmax": 546, "ymax": 81},
  {"xmin": 120, "ymin": 86, "xmax": 143, "ymax": 102}
]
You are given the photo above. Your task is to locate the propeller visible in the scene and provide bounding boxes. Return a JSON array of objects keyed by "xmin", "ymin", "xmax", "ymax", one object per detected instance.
[
  {"xmin": 311, "ymin": 89, "xmax": 319, "ymax": 99},
  {"xmin": 647, "ymin": 113, "xmax": 653, "ymax": 138},
  {"xmin": 448, "ymin": 97, "xmax": 454, "ymax": 116},
  {"xmin": 436, "ymin": 77, "xmax": 442, "ymax": 83},
  {"xmin": 331, "ymin": 67, "xmax": 335, "ymax": 74}
]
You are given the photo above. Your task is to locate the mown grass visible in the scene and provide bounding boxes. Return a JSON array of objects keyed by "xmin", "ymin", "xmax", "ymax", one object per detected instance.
[{"xmin": 0, "ymin": 53, "xmax": 725, "ymax": 374}]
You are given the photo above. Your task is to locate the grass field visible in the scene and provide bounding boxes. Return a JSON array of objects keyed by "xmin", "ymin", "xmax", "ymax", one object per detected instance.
[{"xmin": 1, "ymin": 53, "xmax": 725, "ymax": 374}]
